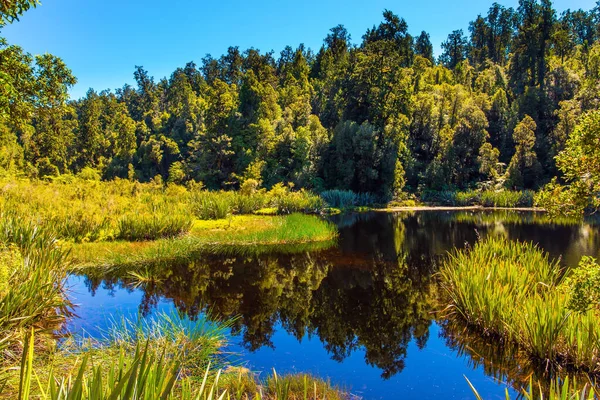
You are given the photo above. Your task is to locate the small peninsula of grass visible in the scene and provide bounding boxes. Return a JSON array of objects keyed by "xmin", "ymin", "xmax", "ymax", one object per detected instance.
[{"xmin": 71, "ymin": 214, "xmax": 338, "ymax": 268}]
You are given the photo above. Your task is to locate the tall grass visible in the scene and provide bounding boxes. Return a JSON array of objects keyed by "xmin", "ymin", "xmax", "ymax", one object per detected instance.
[
  {"xmin": 320, "ymin": 190, "xmax": 378, "ymax": 209},
  {"xmin": 190, "ymin": 186, "xmax": 324, "ymax": 220},
  {"xmin": 466, "ymin": 376, "xmax": 597, "ymax": 400},
  {"xmin": 440, "ymin": 237, "xmax": 600, "ymax": 375},
  {"xmin": 0, "ymin": 178, "xmax": 192, "ymax": 243},
  {"xmin": 421, "ymin": 190, "xmax": 535, "ymax": 207},
  {"xmin": 0, "ymin": 215, "xmax": 72, "ymax": 361},
  {"xmin": 117, "ymin": 213, "xmax": 193, "ymax": 241},
  {"xmin": 7, "ymin": 323, "xmax": 344, "ymax": 399}
]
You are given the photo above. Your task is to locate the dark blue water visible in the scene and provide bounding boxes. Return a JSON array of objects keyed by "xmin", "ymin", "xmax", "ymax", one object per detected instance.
[{"xmin": 67, "ymin": 211, "xmax": 600, "ymax": 399}]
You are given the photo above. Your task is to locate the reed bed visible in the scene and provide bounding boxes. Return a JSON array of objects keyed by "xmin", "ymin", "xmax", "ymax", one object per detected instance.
[
  {"xmin": 421, "ymin": 190, "xmax": 535, "ymax": 207},
  {"xmin": 440, "ymin": 237, "xmax": 600, "ymax": 376}
]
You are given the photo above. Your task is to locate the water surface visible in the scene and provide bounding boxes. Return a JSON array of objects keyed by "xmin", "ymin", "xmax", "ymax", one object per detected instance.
[{"xmin": 68, "ymin": 211, "xmax": 600, "ymax": 399}]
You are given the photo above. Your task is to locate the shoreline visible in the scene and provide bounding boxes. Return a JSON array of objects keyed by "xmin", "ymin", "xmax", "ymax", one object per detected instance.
[{"xmin": 374, "ymin": 205, "xmax": 546, "ymax": 212}]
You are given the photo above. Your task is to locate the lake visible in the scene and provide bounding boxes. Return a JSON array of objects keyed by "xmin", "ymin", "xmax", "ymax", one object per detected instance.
[{"xmin": 66, "ymin": 210, "xmax": 600, "ymax": 399}]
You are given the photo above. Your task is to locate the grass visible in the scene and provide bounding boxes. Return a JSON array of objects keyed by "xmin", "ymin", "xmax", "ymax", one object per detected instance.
[
  {"xmin": 0, "ymin": 179, "xmax": 326, "ymax": 244},
  {"xmin": 320, "ymin": 190, "xmax": 379, "ymax": 209},
  {"xmin": 0, "ymin": 215, "xmax": 73, "ymax": 362},
  {"xmin": 466, "ymin": 376, "xmax": 597, "ymax": 400},
  {"xmin": 190, "ymin": 184, "xmax": 324, "ymax": 221},
  {"xmin": 421, "ymin": 190, "xmax": 535, "ymax": 208},
  {"xmin": 2, "ymin": 314, "xmax": 346, "ymax": 400},
  {"xmin": 117, "ymin": 213, "xmax": 193, "ymax": 241},
  {"xmin": 70, "ymin": 214, "xmax": 338, "ymax": 268},
  {"xmin": 439, "ymin": 237, "xmax": 600, "ymax": 376}
]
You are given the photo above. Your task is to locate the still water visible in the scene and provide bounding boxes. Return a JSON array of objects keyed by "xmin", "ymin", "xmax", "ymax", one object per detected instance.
[{"xmin": 67, "ymin": 211, "xmax": 600, "ymax": 399}]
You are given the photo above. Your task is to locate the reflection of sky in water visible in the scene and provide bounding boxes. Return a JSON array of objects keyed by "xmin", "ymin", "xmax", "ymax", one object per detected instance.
[
  {"xmin": 66, "ymin": 211, "xmax": 600, "ymax": 400},
  {"xmin": 66, "ymin": 274, "xmax": 516, "ymax": 400}
]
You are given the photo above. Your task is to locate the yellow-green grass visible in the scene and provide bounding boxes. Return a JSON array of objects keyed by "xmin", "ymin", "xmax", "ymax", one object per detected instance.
[
  {"xmin": 439, "ymin": 237, "xmax": 600, "ymax": 375},
  {"xmin": 70, "ymin": 214, "xmax": 338, "ymax": 268}
]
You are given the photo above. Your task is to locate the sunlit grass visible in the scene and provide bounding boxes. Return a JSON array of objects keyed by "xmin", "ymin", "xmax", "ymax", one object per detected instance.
[
  {"xmin": 70, "ymin": 214, "xmax": 338, "ymax": 268},
  {"xmin": 440, "ymin": 237, "xmax": 600, "ymax": 376}
]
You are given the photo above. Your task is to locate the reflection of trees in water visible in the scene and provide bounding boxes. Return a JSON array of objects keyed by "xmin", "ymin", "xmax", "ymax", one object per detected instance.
[
  {"xmin": 81, "ymin": 215, "xmax": 436, "ymax": 379},
  {"xmin": 79, "ymin": 211, "xmax": 600, "ymax": 382}
]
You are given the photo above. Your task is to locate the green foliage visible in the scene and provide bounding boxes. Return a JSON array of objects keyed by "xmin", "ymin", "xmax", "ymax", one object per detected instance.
[
  {"xmin": 565, "ymin": 256, "xmax": 600, "ymax": 313},
  {"xmin": 0, "ymin": 0, "xmax": 38, "ymax": 26},
  {"xmin": 538, "ymin": 111, "xmax": 600, "ymax": 216},
  {"xmin": 3, "ymin": 1, "xmax": 600, "ymax": 211}
]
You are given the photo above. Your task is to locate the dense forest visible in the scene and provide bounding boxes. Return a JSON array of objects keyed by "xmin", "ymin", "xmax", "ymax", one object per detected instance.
[{"xmin": 1, "ymin": 0, "xmax": 600, "ymax": 200}]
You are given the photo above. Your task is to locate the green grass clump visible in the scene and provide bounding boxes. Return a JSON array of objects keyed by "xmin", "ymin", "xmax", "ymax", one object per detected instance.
[
  {"xmin": 480, "ymin": 190, "xmax": 535, "ymax": 207},
  {"xmin": 440, "ymin": 237, "xmax": 600, "ymax": 375},
  {"xmin": 117, "ymin": 212, "xmax": 193, "ymax": 241},
  {"xmin": 320, "ymin": 190, "xmax": 357, "ymax": 208},
  {"xmin": 466, "ymin": 376, "xmax": 596, "ymax": 400},
  {"xmin": 453, "ymin": 190, "xmax": 480, "ymax": 206},
  {"xmin": 191, "ymin": 190, "xmax": 235, "ymax": 220}
]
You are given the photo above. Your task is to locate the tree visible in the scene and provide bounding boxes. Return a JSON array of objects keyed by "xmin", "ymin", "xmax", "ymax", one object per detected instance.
[
  {"xmin": 0, "ymin": 0, "xmax": 38, "ymax": 26},
  {"xmin": 505, "ymin": 115, "xmax": 542, "ymax": 188},
  {"xmin": 537, "ymin": 111, "xmax": 600, "ymax": 215},
  {"xmin": 440, "ymin": 30, "xmax": 469, "ymax": 69},
  {"xmin": 414, "ymin": 31, "xmax": 434, "ymax": 62}
]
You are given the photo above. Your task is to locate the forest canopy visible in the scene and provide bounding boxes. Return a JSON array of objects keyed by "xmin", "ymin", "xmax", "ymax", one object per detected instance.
[{"xmin": 1, "ymin": 0, "xmax": 600, "ymax": 202}]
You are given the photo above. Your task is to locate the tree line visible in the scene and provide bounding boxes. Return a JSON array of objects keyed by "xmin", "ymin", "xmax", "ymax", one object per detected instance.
[{"xmin": 1, "ymin": 0, "xmax": 600, "ymax": 200}]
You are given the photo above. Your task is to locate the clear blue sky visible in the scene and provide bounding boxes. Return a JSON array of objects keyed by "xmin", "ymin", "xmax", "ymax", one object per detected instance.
[{"xmin": 2, "ymin": 0, "xmax": 596, "ymax": 100}]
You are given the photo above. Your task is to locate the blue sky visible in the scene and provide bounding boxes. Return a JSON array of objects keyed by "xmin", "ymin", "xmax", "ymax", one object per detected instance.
[{"xmin": 2, "ymin": 0, "xmax": 597, "ymax": 99}]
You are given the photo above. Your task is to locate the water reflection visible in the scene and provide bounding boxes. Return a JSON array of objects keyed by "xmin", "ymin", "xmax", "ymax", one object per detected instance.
[{"xmin": 75, "ymin": 211, "xmax": 600, "ymax": 390}]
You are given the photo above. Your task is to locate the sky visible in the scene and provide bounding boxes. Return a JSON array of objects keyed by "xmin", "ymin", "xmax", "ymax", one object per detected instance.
[{"xmin": 2, "ymin": 0, "xmax": 597, "ymax": 100}]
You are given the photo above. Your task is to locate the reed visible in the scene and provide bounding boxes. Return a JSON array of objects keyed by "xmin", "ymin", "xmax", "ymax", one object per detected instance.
[
  {"xmin": 117, "ymin": 213, "xmax": 193, "ymax": 241},
  {"xmin": 421, "ymin": 190, "xmax": 535, "ymax": 207},
  {"xmin": 466, "ymin": 376, "xmax": 597, "ymax": 400},
  {"xmin": 440, "ymin": 237, "xmax": 600, "ymax": 375}
]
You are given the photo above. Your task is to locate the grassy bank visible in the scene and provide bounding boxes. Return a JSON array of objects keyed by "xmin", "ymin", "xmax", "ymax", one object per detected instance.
[
  {"xmin": 0, "ymin": 179, "xmax": 326, "ymax": 244},
  {"xmin": 71, "ymin": 214, "xmax": 337, "ymax": 268},
  {"xmin": 439, "ymin": 237, "xmax": 600, "ymax": 377}
]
